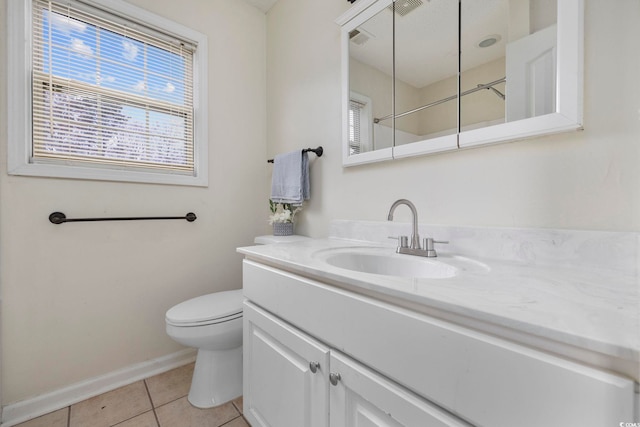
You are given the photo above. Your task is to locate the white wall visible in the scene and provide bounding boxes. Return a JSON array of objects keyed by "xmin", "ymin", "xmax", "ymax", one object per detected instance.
[
  {"xmin": 267, "ymin": 0, "xmax": 639, "ymax": 235},
  {"xmin": 1, "ymin": 0, "xmax": 638, "ymax": 411},
  {"xmin": 0, "ymin": 0, "xmax": 268, "ymax": 405}
]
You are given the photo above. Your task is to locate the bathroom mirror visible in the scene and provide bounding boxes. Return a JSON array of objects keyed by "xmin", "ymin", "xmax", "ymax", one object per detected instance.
[
  {"xmin": 347, "ymin": 0, "xmax": 460, "ymax": 157},
  {"xmin": 337, "ymin": 0, "xmax": 583, "ymax": 166},
  {"xmin": 459, "ymin": 0, "xmax": 509, "ymax": 135},
  {"xmin": 393, "ymin": 0, "xmax": 459, "ymax": 158},
  {"xmin": 343, "ymin": 0, "xmax": 395, "ymax": 164},
  {"xmin": 348, "ymin": 3, "xmax": 394, "ymax": 157},
  {"xmin": 459, "ymin": 0, "xmax": 557, "ymax": 135}
]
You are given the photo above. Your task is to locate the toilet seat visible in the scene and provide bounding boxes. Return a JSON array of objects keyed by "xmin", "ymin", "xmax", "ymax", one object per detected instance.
[{"xmin": 166, "ymin": 289, "xmax": 243, "ymax": 327}]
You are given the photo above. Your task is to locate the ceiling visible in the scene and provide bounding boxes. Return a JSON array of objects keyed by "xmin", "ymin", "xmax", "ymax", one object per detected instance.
[{"xmin": 242, "ymin": 0, "xmax": 278, "ymax": 13}]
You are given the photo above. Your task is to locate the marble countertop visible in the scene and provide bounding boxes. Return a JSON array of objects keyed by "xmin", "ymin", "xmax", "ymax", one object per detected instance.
[{"xmin": 238, "ymin": 230, "xmax": 639, "ymax": 381}]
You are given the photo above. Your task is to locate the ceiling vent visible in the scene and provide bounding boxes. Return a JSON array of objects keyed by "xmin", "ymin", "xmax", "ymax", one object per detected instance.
[{"xmin": 388, "ymin": 0, "xmax": 423, "ymax": 17}]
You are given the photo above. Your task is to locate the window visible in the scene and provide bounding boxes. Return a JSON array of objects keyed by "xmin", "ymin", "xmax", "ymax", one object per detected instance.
[{"xmin": 8, "ymin": 0, "xmax": 208, "ymax": 186}]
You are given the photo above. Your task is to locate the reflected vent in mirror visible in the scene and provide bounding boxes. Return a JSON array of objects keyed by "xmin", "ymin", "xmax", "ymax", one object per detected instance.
[
  {"xmin": 349, "ymin": 28, "xmax": 373, "ymax": 45},
  {"xmin": 388, "ymin": 0, "xmax": 423, "ymax": 17}
]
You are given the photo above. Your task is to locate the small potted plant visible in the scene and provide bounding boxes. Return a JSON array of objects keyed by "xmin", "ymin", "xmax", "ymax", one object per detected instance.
[{"xmin": 268, "ymin": 199, "xmax": 301, "ymax": 236}]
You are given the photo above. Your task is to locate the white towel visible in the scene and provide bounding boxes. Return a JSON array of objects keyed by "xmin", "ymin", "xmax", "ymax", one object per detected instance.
[{"xmin": 270, "ymin": 150, "xmax": 310, "ymax": 205}]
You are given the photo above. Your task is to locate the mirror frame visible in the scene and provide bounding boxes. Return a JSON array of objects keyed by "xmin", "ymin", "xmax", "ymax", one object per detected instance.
[{"xmin": 336, "ymin": 0, "xmax": 584, "ymax": 167}]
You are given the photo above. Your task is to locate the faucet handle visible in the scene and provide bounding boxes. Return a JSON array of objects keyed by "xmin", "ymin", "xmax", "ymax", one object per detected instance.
[
  {"xmin": 388, "ymin": 235, "xmax": 409, "ymax": 248},
  {"xmin": 423, "ymin": 238, "xmax": 449, "ymax": 257},
  {"xmin": 423, "ymin": 237, "xmax": 449, "ymax": 249}
]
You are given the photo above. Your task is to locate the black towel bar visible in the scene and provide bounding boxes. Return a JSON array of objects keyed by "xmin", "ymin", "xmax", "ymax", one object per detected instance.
[
  {"xmin": 49, "ymin": 212, "xmax": 197, "ymax": 224},
  {"xmin": 267, "ymin": 146, "xmax": 323, "ymax": 163}
]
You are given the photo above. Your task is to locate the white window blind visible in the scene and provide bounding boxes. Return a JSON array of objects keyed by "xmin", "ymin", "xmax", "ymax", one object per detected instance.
[
  {"xmin": 349, "ymin": 99, "xmax": 364, "ymax": 155},
  {"xmin": 31, "ymin": 0, "xmax": 196, "ymax": 174}
]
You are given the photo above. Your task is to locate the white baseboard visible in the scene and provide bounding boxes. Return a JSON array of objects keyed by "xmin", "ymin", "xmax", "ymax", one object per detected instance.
[{"xmin": 1, "ymin": 348, "xmax": 197, "ymax": 427}]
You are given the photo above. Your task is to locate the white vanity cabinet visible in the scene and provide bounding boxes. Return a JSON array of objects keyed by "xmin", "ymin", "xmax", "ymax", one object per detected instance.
[
  {"xmin": 242, "ymin": 259, "xmax": 636, "ymax": 427},
  {"xmin": 328, "ymin": 351, "xmax": 472, "ymax": 427},
  {"xmin": 244, "ymin": 301, "xmax": 469, "ymax": 427},
  {"xmin": 243, "ymin": 301, "xmax": 329, "ymax": 427}
]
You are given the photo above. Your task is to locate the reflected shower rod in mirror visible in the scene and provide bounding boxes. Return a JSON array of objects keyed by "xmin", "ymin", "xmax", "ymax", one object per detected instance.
[
  {"xmin": 267, "ymin": 146, "xmax": 324, "ymax": 163},
  {"xmin": 374, "ymin": 77, "xmax": 506, "ymax": 124}
]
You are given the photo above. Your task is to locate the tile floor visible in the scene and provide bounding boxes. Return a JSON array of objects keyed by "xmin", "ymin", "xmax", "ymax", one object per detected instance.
[{"xmin": 14, "ymin": 363, "xmax": 249, "ymax": 427}]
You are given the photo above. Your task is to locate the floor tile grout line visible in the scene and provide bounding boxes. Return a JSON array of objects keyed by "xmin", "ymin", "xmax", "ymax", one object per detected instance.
[
  {"xmin": 109, "ymin": 410, "xmax": 156, "ymax": 427},
  {"xmin": 219, "ymin": 414, "xmax": 244, "ymax": 427},
  {"xmin": 153, "ymin": 394, "xmax": 189, "ymax": 411},
  {"xmin": 101, "ymin": 382, "xmax": 155, "ymax": 427},
  {"xmin": 152, "ymin": 408, "xmax": 161, "ymax": 427},
  {"xmin": 142, "ymin": 379, "xmax": 156, "ymax": 408},
  {"xmin": 143, "ymin": 379, "xmax": 162, "ymax": 427},
  {"xmin": 148, "ymin": 384, "xmax": 194, "ymax": 412}
]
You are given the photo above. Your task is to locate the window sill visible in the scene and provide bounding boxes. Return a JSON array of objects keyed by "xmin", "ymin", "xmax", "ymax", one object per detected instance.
[{"xmin": 8, "ymin": 161, "xmax": 208, "ymax": 187}]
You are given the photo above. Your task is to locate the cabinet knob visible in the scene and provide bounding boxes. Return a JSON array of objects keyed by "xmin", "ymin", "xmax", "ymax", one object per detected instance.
[
  {"xmin": 329, "ymin": 372, "xmax": 341, "ymax": 386},
  {"xmin": 309, "ymin": 361, "xmax": 320, "ymax": 373}
]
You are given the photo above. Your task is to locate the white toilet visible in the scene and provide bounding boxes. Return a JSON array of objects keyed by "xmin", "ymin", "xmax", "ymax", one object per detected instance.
[
  {"xmin": 165, "ymin": 289, "xmax": 243, "ymax": 408},
  {"xmin": 165, "ymin": 234, "xmax": 309, "ymax": 409}
]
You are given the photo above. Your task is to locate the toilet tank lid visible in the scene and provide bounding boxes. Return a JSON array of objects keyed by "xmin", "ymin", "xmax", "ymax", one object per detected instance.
[{"xmin": 166, "ymin": 289, "xmax": 243, "ymax": 325}]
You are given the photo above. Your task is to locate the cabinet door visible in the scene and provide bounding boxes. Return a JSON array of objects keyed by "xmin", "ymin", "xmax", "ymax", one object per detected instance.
[
  {"xmin": 329, "ymin": 351, "xmax": 471, "ymax": 427},
  {"xmin": 243, "ymin": 301, "xmax": 329, "ymax": 427}
]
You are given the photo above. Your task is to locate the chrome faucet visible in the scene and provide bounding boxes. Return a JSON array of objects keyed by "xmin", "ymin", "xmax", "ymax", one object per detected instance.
[
  {"xmin": 387, "ymin": 199, "xmax": 448, "ymax": 258},
  {"xmin": 387, "ymin": 199, "xmax": 421, "ymax": 249}
]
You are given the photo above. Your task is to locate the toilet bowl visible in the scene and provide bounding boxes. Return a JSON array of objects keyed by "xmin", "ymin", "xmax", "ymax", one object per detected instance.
[{"xmin": 165, "ymin": 289, "xmax": 243, "ymax": 408}]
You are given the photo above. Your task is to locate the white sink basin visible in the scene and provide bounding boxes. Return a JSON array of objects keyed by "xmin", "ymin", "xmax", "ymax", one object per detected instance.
[{"xmin": 313, "ymin": 246, "xmax": 490, "ymax": 279}]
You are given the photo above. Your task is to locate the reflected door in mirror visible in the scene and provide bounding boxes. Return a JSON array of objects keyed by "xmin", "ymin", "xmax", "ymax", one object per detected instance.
[{"xmin": 460, "ymin": 0, "xmax": 558, "ymax": 132}]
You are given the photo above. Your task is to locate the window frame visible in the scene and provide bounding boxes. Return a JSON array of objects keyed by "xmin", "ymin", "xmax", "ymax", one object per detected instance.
[{"xmin": 7, "ymin": 0, "xmax": 209, "ymax": 186}]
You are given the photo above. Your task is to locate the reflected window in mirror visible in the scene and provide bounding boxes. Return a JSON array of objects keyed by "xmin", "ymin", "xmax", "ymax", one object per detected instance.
[{"xmin": 349, "ymin": 92, "xmax": 373, "ymax": 154}]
